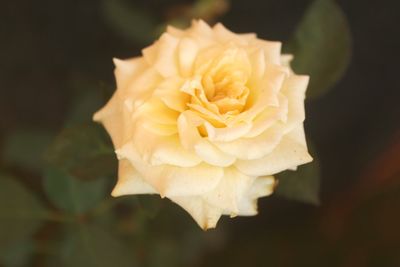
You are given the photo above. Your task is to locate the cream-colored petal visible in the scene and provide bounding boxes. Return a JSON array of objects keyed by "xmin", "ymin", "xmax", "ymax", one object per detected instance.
[
  {"xmin": 166, "ymin": 25, "xmax": 185, "ymax": 37},
  {"xmin": 189, "ymin": 19, "xmax": 214, "ymax": 40},
  {"xmin": 281, "ymin": 74, "xmax": 309, "ymax": 133},
  {"xmin": 243, "ymin": 94, "xmax": 288, "ymax": 138},
  {"xmin": 234, "ymin": 64, "xmax": 288, "ymax": 127},
  {"xmin": 170, "ymin": 196, "xmax": 222, "ymax": 230},
  {"xmin": 116, "ymin": 143, "xmax": 223, "ymax": 197},
  {"xmin": 281, "ymin": 54, "xmax": 294, "ymax": 68},
  {"xmin": 178, "ymin": 37, "xmax": 198, "ymax": 77},
  {"xmin": 213, "ymin": 125, "xmax": 283, "ymax": 160},
  {"xmin": 122, "ymin": 66, "xmax": 162, "ymax": 109},
  {"xmin": 93, "ymin": 92, "xmax": 128, "ymax": 148},
  {"xmin": 235, "ymin": 127, "xmax": 313, "ymax": 176},
  {"xmin": 249, "ymin": 39, "xmax": 282, "ymax": 64},
  {"xmin": 204, "ymin": 121, "xmax": 252, "ymax": 142},
  {"xmin": 111, "ymin": 160, "xmax": 157, "ymax": 196},
  {"xmin": 236, "ymin": 176, "xmax": 275, "ymax": 216},
  {"xmin": 177, "ymin": 112, "xmax": 236, "ymax": 167},
  {"xmin": 213, "ymin": 23, "xmax": 252, "ymax": 45},
  {"xmin": 248, "ymin": 48, "xmax": 266, "ymax": 86},
  {"xmin": 113, "ymin": 57, "xmax": 146, "ymax": 90},
  {"xmin": 142, "ymin": 33, "xmax": 180, "ymax": 77},
  {"xmin": 152, "ymin": 76, "xmax": 189, "ymax": 112},
  {"xmin": 194, "ymin": 140, "xmax": 236, "ymax": 167},
  {"xmin": 131, "ymin": 124, "xmax": 201, "ymax": 167},
  {"xmin": 246, "ymin": 64, "xmax": 288, "ymax": 109},
  {"xmin": 203, "ymin": 167, "xmax": 255, "ymax": 215},
  {"xmin": 134, "ymin": 99, "xmax": 179, "ymax": 125}
]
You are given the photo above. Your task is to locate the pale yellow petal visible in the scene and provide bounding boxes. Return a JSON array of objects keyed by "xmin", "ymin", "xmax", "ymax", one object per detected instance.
[
  {"xmin": 116, "ymin": 143, "xmax": 223, "ymax": 197},
  {"xmin": 113, "ymin": 57, "xmax": 146, "ymax": 90},
  {"xmin": 235, "ymin": 127, "xmax": 313, "ymax": 176},
  {"xmin": 213, "ymin": 126, "xmax": 283, "ymax": 160},
  {"xmin": 204, "ymin": 121, "xmax": 252, "ymax": 142},
  {"xmin": 142, "ymin": 33, "xmax": 180, "ymax": 77},
  {"xmin": 281, "ymin": 74, "xmax": 309, "ymax": 133},
  {"xmin": 178, "ymin": 37, "xmax": 199, "ymax": 77},
  {"xmin": 93, "ymin": 92, "xmax": 129, "ymax": 148},
  {"xmin": 236, "ymin": 176, "xmax": 275, "ymax": 215},
  {"xmin": 177, "ymin": 112, "xmax": 236, "ymax": 166},
  {"xmin": 152, "ymin": 76, "xmax": 189, "ymax": 112},
  {"xmin": 170, "ymin": 196, "xmax": 222, "ymax": 230},
  {"xmin": 111, "ymin": 160, "xmax": 157, "ymax": 196},
  {"xmin": 130, "ymin": 125, "xmax": 201, "ymax": 167},
  {"xmin": 203, "ymin": 167, "xmax": 255, "ymax": 215},
  {"xmin": 243, "ymin": 94, "xmax": 288, "ymax": 138},
  {"xmin": 249, "ymin": 39, "xmax": 282, "ymax": 64}
]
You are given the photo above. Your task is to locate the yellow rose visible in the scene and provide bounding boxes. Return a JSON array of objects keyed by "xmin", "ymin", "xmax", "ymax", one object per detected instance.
[{"xmin": 94, "ymin": 20, "xmax": 312, "ymax": 229}]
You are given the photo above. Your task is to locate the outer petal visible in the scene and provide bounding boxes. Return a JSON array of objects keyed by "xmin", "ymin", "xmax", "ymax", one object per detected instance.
[
  {"xmin": 112, "ymin": 160, "xmax": 157, "ymax": 196},
  {"xmin": 243, "ymin": 93, "xmax": 288, "ymax": 138},
  {"xmin": 213, "ymin": 125, "xmax": 283, "ymax": 160},
  {"xmin": 203, "ymin": 167, "xmax": 255, "ymax": 215},
  {"xmin": 248, "ymin": 39, "xmax": 282, "ymax": 65},
  {"xmin": 93, "ymin": 92, "xmax": 127, "ymax": 148},
  {"xmin": 170, "ymin": 196, "xmax": 222, "ymax": 230},
  {"xmin": 142, "ymin": 33, "xmax": 180, "ymax": 77},
  {"xmin": 131, "ymin": 125, "xmax": 202, "ymax": 167},
  {"xmin": 281, "ymin": 74, "xmax": 309, "ymax": 133},
  {"xmin": 113, "ymin": 57, "xmax": 146, "ymax": 90},
  {"xmin": 116, "ymin": 143, "xmax": 223, "ymax": 197},
  {"xmin": 235, "ymin": 126, "xmax": 313, "ymax": 176},
  {"xmin": 236, "ymin": 176, "xmax": 275, "ymax": 215},
  {"xmin": 178, "ymin": 37, "xmax": 199, "ymax": 77}
]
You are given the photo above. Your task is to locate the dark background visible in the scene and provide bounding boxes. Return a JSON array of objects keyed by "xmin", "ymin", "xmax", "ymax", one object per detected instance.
[{"xmin": 1, "ymin": 0, "xmax": 399, "ymax": 266}]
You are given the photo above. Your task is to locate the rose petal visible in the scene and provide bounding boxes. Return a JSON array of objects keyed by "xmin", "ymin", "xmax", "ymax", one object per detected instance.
[
  {"xmin": 178, "ymin": 37, "xmax": 199, "ymax": 77},
  {"xmin": 142, "ymin": 33, "xmax": 180, "ymax": 77},
  {"xmin": 112, "ymin": 160, "xmax": 157, "ymax": 196},
  {"xmin": 177, "ymin": 112, "xmax": 236, "ymax": 166},
  {"xmin": 152, "ymin": 76, "xmax": 189, "ymax": 112},
  {"xmin": 213, "ymin": 125, "xmax": 283, "ymax": 160},
  {"xmin": 203, "ymin": 167, "xmax": 255, "ymax": 215},
  {"xmin": 204, "ymin": 121, "xmax": 252, "ymax": 142},
  {"xmin": 116, "ymin": 143, "xmax": 223, "ymax": 197},
  {"xmin": 281, "ymin": 74, "xmax": 309, "ymax": 133},
  {"xmin": 235, "ymin": 126, "xmax": 313, "ymax": 176},
  {"xmin": 93, "ymin": 92, "xmax": 129, "ymax": 148},
  {"xmin": 235, "ymin": 176, "xmax": 275, "ymax": 215},
  {"xmin": 170, "ymin": 196, "xmax": 222, "ymax": 230},
  {"xmin": 244, "ymin": 94, "xmax": 288, "ymax": 138},
  {"xmin": 249, "ymin": 39, "xmax": 282, "ymax": 64},
  {"xmin": 113, "ymin": 57, "xmax": 146, "ymax": 90},
  {"xmin": 131, "ymin": 125, "xmax": 202, "ymax": 167}
]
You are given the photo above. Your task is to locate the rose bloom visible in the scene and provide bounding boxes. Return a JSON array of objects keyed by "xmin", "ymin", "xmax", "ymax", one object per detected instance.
[{"xmin": 94, "ymin": 20, "xmax": 312, "ymax": 229}]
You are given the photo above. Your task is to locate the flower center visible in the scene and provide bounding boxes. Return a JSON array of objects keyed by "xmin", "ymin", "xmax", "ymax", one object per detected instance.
[{"xmin": 203, "ymin": 71, "xmax": 249, "ymax": 114}]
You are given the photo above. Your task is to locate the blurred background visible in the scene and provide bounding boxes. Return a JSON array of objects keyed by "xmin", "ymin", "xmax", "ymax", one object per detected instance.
[{"xmin": 0, "ymin": 0, "xmax": 399, "ymax": 266}]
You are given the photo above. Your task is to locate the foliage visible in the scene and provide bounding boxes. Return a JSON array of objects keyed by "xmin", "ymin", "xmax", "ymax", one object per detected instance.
[{"xmin": 285, "ymin": 0, "xmax": 352, "ymax": 99}]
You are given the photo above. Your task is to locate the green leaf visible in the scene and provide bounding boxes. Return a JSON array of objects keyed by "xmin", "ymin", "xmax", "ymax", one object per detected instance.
[
  {"xmin": 101, "ymin": 0, "xmax": 157, "ymax": 45},
  {"xmin": 45, "ymin": 123, "xmax": 116, "ymax": 180},
  {"xmin": 57, "ymin": 224, "xmax": 135, "ymax": 267},
  {"xmin": 285, "ymin": 0, "xmax": 351, "ymax": 99},
  {"xmin": 43, "ymin": 168, "xmax": 109, "ymax": 214},
  {"xmin": 275, "ymin": 158, "xmax": 320, "ymax": 205},
  {"xmin": 0, "ymin": 239, "xmax": 34, "ymax": 267},
  {"xmin": 0, "ymin": 175, "xmax": 49, "ymax": 248},
  {"xmin": 2, "ymin": 129, "xmax": 54, "ymax": 172}
]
